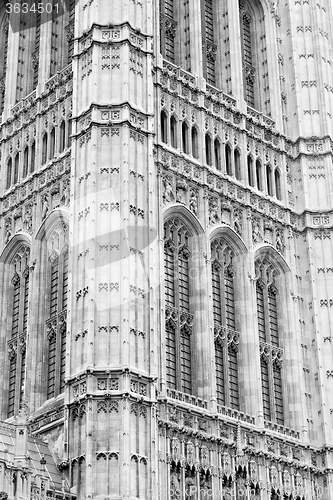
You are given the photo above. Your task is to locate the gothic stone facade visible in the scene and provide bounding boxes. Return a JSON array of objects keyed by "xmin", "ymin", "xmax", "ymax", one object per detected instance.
[{"xmin": 0, "ymin": 0, "xmax": 333, "ymax": 499}]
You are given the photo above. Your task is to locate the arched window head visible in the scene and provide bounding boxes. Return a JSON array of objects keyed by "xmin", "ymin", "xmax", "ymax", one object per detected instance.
[
  {"xmin": 46, "ymin": 223, "xmax": 69, "ymax": 399},
  {"xmin": 7, "ymin": 245, "xmax": 30, "ymax": 417},
  {"xmin": 214, "ymin": 138, "xmax": 221, "ymax": 170},
  {"xmin": 205, "ymin": 134, "xmax": 212, "ymax": 166},
  {"xmin": 275, "ymin": 169, "xmax": 282, "ymax": 200},
  {"xmin": 239, "ymin": 0, "xmax": 270, "ymax": 114},
  {"xmin": 6, "ymin": 158, "xmax": 12, "ymax": 189},
  {"xmin": 255, "ymin": 259, "xmax": 284, "ymax": 424},
  {"xmin": 182, "ymin": 122, "xmax": 189, "ymax": 154},
  {"xmin": 191, "ymin": 127, "xmax": 199, "ymax": 159},
  {"xmin": 164, "ymin": 218, "xmax": 193, "ymax": 395},
  {"xmin": 225, "ymin": 144, "xmax": 232, "ymax": 176},
  {"xmin": 170, "ymin": 115, "xmax": 177, "ymax": 148},
  {"xmin": 161, "ymin": 110, "xmax": 168, "ymax": 143},
  {"xmin": 211, "ymin": 239, "xmax": 240, "ymax": 410},
  {"xmin": 247, "ymin": 156, "xmax": 254, "ymax": 186},
  {"xmin": 42, "ymin": 133, "xmax": 48, "ymax": 165}
]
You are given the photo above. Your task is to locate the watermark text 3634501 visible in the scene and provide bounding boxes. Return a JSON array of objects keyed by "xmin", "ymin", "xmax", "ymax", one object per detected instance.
[{"xmin": 6, "ymin": 0, "xmax": 79, "ymax": 32}]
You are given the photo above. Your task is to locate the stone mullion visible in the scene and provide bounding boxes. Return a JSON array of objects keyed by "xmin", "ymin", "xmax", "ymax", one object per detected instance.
[
  {"xmin": 27, "ymin": 240, "xmax": 45, "ymax": 412},
  {"xmin": 17, "ymin": 274, "xmax": 25, "ymax": 335},
  {"xmin": 175, "ymin": 250, "xmax": 182, "ymax": 392},
  {"xmin": 262, "ymin": 281, "xmax": 275, "ymax": 421},
  {"xmin": 237, "ymin": 254, "xmax": 261, "ymax": 419},
  {"xmin": 262, "ymin": 282, "xmax": 270, "ymax": 345},
  {"xmin": 14, "ymin": 337, "xmax": 23, "ymax": 416},
  {"xmin": 52, "ymin": 255, "xmax": 62, "ymax": 397},
  {"xmin": 219, "ymin": 265, "xmax": 230, "ymax": 407},
  {"xmin": 268, "ymin": 351, "xmax": 277, "ymax": 423}
]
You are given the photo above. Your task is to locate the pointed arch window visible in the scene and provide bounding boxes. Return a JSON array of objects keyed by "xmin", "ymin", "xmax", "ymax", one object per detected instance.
[
  {"xmin": 160, "ymin": 0, "xmax": 177, "ymax": 63},
  {"xmin": 7, "ymin": 246, "xmax": 30, "ymax": 417},
  {"xmin": 161, "ymin": 110, "xmax": 168, "ymax": 143},
  {"xmin": 13, "ymin": 153, "xmax": 19, "ymax": 185},
  {"xmin": 23, "ymin": 147, "xmax": 29, "ymax": 179},
  {"xmin": 247, "ymin": 156, "xmax": 254, "ymax": 186},
  {"xmin": 214, "ymin": 138, "xmax": 221, "ymax": 170},
  {"xmin": 191, "ymin": 127, "xmax": 199, "ymax": 159},
  {"xmin": 42, "ymin": 133, "xmax": 48, "ymax": 165},
  {"xmin": 201, "ymin": 0, "xmax": 217, "ymax": 85},
  {"xmin": 225, "ymin": 144, "xmax": 232, "ymax": 176},
  {"xmin": 266, "ymin": 164, "xmax": 273, "ymax": 196},
  {"xmin": 59, "ymin": 121, "xmax": 66, "ymax": 152},
  {"xmin": 256, "ymin": 160, "xmax": 262, "ymax": 190},
  {"xmin": 46, "ymin": 224, "xmax": 69, "ymax": 399},
  {"xmin": 32, "ymin": 11, "xmax": 41, "ymax": 88},
  {"xmin": 30, "ymin": 141, "xmax": 36, "ymax": 173},
  {"xmin": 170, "ymin": 116, "xmax": 177, "ymax": 148},
  {"xmin": 164, "ymin": 218, "xmax": 193, "ymax": 394},
  {"xmin": 240, "ymin": 11, "xmax": 255, "ymax": 107},
  {"xmin": 66, "ymin": 0, "xmax": 75, "ymax": 64},
  {"xmin": 160, "ymin": 0, "xmax": 191, "ymax": 71},
  {"xmin": 211, "ymin": 239, "xmax": 240, "ymax": 410},
  {"xmin": 6, "ymin": 158, "xmax": 12, "ymax": 189},
  {"xmin": 240, "ymin": 0, "xmax": 270, "ymax": 114},
  {"xmin": 275, "ymin": 169, "xmax": 282, "ymax": 200},
  {"xmin": 205, "ymin": 134, "xmax": 212, "ymax": 166},
  {"xmin": 49, "ymin": 127, "xmax": 56, "ymax": 159},
  {"xmin": 67, "ymin": 119, "xmax": 72, "ymax": 148},
  {"xmin": 182, "ymin": 122, "xmax": 189, "ymax": 154},
  {"xmin": 256, "ymin": 261, "xmax": 284, "ymax": 424},
  {"xmin": 234, "ymin": 149, "xmax": 241, "ymax": 180}
]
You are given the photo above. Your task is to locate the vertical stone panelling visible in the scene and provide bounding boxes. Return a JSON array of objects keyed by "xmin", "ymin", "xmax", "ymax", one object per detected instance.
[{"xmin": 68, "ymin": 0, "xmax": 156, "ymax": 495}]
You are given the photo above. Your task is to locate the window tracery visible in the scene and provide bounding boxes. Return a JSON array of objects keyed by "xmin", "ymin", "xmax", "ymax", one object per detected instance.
[
  {"xmin": 7, "ymin": 245, "xmax": 30, "ymax": 417},
  {"xmin": 211, "ymin": 239, "xmax": 240, "ymax": 410},
  {"xmin": 160, "ymin": 0, "xmax": 177, "ymax": 63},
  {"xmin": 164, "ymin": 218, "xmax": 193, "ymax": 395},
  {"xmin": 201, "ymin": 0, "xmax": 217, "ymax": 85},
  {"xmin": 46, "ymin": 223, "xmax": 68, "ymax": 399},
  {"xmin": 239, "ymin": 0, "xmax": 270, "ymax": 115},
  {"xmin": 160, "ymin": 0, "xmax": 191, "ymax": 71},
  {"xmin": 255, "ymin": 260, "xmax": 284, "ymax": 424}
]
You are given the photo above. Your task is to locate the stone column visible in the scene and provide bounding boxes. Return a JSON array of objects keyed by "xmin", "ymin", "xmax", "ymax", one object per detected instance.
[{"xmin": 68, "ymin": 0, "xmax": 157, "ymax": 496}]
